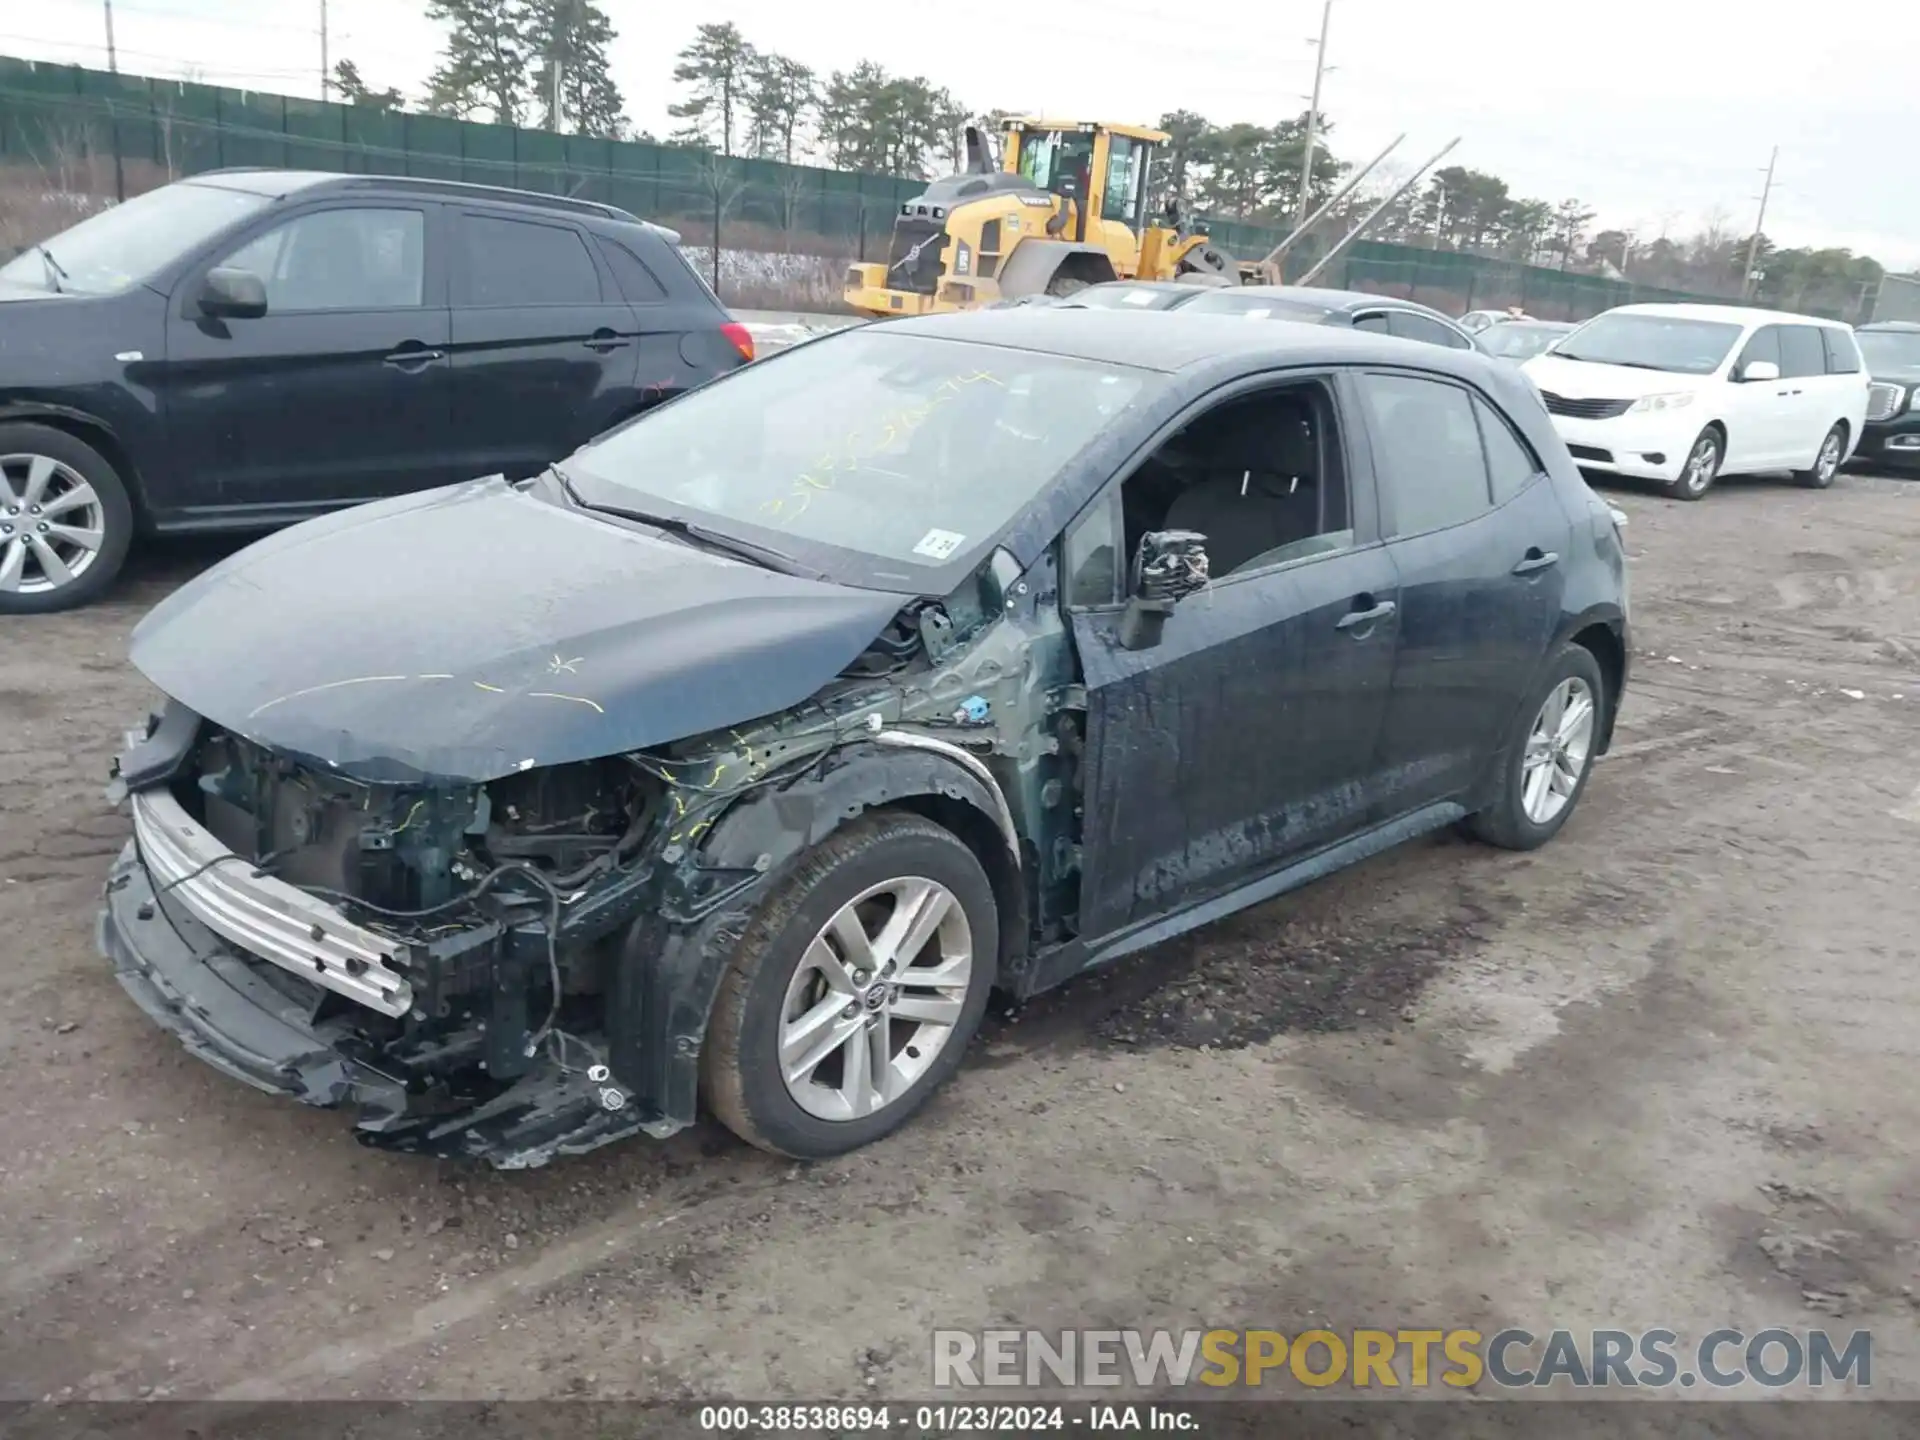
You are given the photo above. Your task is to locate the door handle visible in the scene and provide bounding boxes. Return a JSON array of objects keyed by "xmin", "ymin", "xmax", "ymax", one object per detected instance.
[
  {"xmin": 1511, "ymin": 548, "xmax": 1560, "ymax": 576},
  {"xmin": 383, "ymin": 346, "xmax": 444, "ymax": 369},
  {"xmin": 583, "ymin": 330, "xmax": 632, "ymax": 353},
  {"xmin": 1336, "ymin": 598, "xmax": 1396, "ymax": 632}
]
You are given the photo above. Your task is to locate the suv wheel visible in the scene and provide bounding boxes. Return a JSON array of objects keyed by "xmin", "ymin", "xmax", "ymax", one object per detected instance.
[
  {"xmin": 702, "ymin": 812, "xmax": 998, "ymax": 1158},
  {"xmin": 1668, "ymin": 428, "xmax": 1722, "ymax": 501},
  {"xmin": 0, "ymin": 423, "xmax": 134, "ymax": 614},
  {"xmin": 1793, "ymin": 423, "xmax": 1846, "ymax": 489},
  {"xmin": 1468, "ymin": 644, "xmax": 1606, "ymax": 851}
]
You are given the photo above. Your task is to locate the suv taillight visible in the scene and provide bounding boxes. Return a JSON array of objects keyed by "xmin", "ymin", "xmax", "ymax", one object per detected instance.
[{"xmin": 720, "ymin": 322, "xmax": 755, "ymax": 363}]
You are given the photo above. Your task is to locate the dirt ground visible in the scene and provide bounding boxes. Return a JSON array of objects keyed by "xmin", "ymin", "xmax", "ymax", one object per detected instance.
[{"xmin": 2, "ymin": 464, "xmax": 1918, "ymax": 1416}]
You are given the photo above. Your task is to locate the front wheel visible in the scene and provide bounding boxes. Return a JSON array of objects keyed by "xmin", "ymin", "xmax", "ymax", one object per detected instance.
[
  {"xmin": 702, "ymin": 812, "xmax": 998, "ymax": 1158},
  {"xmin": 1793, "ymin": 423, "xmax": 1846, "ymax": 489},
  {"xmin": 1667, "ymin": 427, "xmax": 1722, "ymax": 501},
  {"xmin": 1467, "ymin": 644, "xmax": 1606, "ymax": 852},
  {"xmin": 0, "ymin": 423, "xmax": 135, "ymax": 614}
]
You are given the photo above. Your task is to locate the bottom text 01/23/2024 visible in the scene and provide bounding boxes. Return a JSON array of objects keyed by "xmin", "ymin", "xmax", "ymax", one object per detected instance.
[{"xmin": 697, "ymin": 1402, "xmax": 1201, "ymax": 1432}]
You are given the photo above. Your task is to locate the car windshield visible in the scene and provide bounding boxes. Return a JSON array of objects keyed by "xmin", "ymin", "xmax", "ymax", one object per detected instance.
[
  {"xmin": 562, "ymin": 329, "xmax": 1152, "ymax": 591},
  {"xmin": 1550, "ymin": 313, "xmax": 1744, "ymax": 374},
  {"xmin": 1479, "ymin": 323, "xmax": 1573, "ymax": 360},
  {"xmin": 1857, "ymin": 330, "xmax": 1920, "ymax": 372},
  {"xmin": 0, "ymin": 181, "xmax": 271, "ymax": 296}
]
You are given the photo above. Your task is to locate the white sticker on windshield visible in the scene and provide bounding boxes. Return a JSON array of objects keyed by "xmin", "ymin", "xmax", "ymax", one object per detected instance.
[
  {"xmin": 913, "ymin": 528, "xmax": 967, "ymax": 561},
  {"xmin": 1123, "ymin": 290, "xmax": 1157, "ymax": 306},
  {"xmin": 1243, "ymin": 307, "xmax": 1272, "ymax": 320}
]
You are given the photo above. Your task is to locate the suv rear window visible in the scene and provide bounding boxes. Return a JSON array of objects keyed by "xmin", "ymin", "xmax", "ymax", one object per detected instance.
[{"xmin": 597, "ymin": 237, "xmax": 667, "ymax": 303}]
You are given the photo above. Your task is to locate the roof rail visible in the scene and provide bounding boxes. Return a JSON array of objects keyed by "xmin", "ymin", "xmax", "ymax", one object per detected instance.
[{"xmin": 195, "ymin": 168, "xmax": 639, "ymax": 222}]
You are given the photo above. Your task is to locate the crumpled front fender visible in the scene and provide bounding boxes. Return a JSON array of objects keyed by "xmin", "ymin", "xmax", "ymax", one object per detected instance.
[{"xmin": 605, "ymin": 740, "xmax": 1028, "ymax": 1127}]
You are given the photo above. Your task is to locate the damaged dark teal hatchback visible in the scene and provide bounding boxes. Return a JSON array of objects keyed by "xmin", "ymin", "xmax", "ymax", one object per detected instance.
[{"xmin": 99, "ymin": 308, "xmax": 1629, "ymax": 1165}]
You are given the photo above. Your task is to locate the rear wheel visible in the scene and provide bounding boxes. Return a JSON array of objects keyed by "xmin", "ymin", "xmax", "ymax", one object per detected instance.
[
  {"xmin": 1468, "ymin": 644, "xmax": 1606, "ymax": 852},
  {"xmin": 702, "ymin": 813, "xmax": 998, "ymax": 1158},
  {"xmin": 0, "ymin": 423, "xmax": 134, "ymax": 614},
  {"xmin": 1667, "ymin": 427, "xmax": 1722, "ymax": 501},
  {"xmin": 1793, "ymin": 423, "xmax": 1846, "ymax": 489}
]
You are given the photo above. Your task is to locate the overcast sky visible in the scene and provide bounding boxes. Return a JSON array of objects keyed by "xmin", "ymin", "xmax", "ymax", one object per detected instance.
[{"xmin": 11, "ymin": 0, "xmax": 1918, "ymax": 268}]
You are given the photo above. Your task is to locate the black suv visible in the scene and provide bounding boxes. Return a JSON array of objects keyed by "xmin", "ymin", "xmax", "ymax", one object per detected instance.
[
  {"xmin": 0, "ymin": 170, "xmax": 754, "ymax": 612},
  {"xmin": 1857, "ymin": 321, "xmax": 1920, "ymax": 472}
]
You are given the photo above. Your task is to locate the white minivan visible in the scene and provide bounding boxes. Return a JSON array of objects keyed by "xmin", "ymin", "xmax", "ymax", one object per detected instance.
[{"xmin": 1522, "ymin": 303, "xmax": 1870, "ymax": 500}]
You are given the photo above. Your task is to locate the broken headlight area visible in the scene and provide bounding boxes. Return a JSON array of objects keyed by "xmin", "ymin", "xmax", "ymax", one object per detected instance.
[{"xmin": 105, "ymin": 708, "xmax": 696, "ymax": 1165}]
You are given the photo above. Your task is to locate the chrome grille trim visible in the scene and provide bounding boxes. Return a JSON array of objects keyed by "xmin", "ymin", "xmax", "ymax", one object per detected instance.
[
  {"xmin": 1866, "ymin": 382, "xmax": 1902, "ymax": 422},
  {"xmin": 131, "ymin": 789, "xmax": 413, "ymax": 1016}
]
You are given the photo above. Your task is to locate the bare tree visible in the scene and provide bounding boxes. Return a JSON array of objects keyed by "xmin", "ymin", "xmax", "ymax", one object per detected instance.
[{"xmin": 692, "ymin": 149, "xmax": 751, "ymax": 297}]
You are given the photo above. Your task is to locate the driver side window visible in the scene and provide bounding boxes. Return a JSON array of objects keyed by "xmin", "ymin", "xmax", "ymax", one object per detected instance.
[
  {"xmin": 1065, "ymin": 378, "xmax": 1354, "ymax": 604},
  {"xmin": 220, "ymin": 207, "xmax": 426, "ymax": 313}
]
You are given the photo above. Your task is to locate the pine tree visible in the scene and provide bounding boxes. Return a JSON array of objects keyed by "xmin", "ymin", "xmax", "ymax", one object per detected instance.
[
  {"xmin": 528, "ymin": 0, "xmax": 626, "ymax": 137},
  {"xmin": 744, "ymin": 51, "xmax": 817, "ymax": 166},
  {"xmin": 331, "ymin": 59, "xmax": 404, "ymax": 111},
  {"xmin": 668, "ymin": 23, "xmax": 755, "ymax": 155},
  {"xmin": 425, "ymin": 0, "xmax": 535, "ymax": 125}
]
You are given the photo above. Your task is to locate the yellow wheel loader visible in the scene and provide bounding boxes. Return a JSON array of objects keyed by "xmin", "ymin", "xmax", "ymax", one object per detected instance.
[{"xmin": 843, "ymin": 118, "xmax": 1239, "ymax": 318}]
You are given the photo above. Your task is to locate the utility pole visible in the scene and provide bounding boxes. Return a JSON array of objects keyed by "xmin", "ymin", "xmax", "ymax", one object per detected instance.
[
  {"xmin": 1430, "ymin": 182, "xmax": 1446, "ymax": 245},
  {"xmin": 1741, "ymin": 145, "xmax": 1778, "ymax": 301},
  {"xmin": 547, "ymin": 0, "xmax": 568, "ymax": 132},
  {"xmin": 1294, "ymin": 0, "xmax": 1333, "ymax": 228},
  {"xmin": 318, "ymin": 0, "xmax": 329, "ymax": 98},
  {"xmin": 103, "ymin": 0, "xmax": 118, "ymax": 72}
]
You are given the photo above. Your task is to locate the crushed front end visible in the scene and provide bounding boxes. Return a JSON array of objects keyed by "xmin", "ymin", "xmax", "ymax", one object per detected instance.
[{"xmin": 99, "ymin": 702, "xmax": 680, "ymax": 1167}]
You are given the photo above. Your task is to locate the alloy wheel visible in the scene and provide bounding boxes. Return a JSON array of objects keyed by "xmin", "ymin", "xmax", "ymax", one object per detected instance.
[
  {"xmin": 1521, "ymin": 676, "xmax": 1596, "ymax": 826},
  {"xmin": 1680, "ymin": 435, "xmax": 1719, "ymax": 496},
  {"xmin": 0, "ymin": 453, "xmax": 107, "ymax": 597},
  {"xmin": 1816, "ymin": 430, "xmax": 1842, "ymax": 484},
  {"xmin": 779, "ymin": 876, "xmax": 973, "ymax": 1122}
]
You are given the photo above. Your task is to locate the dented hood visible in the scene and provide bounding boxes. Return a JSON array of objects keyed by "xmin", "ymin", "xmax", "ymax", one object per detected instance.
[{"xmin": 129, "ymin": 477, "xmax": 904, "ymax": 783}]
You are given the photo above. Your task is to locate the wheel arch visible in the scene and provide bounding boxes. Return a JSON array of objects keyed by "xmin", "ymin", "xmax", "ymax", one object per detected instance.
[
  {"xmin": 0, "ymin": 401, "xmax": 150, "ymax": 526},
  {"xmin": 606, "ymin": 743, "xmax": 1031, "ymax": 1130},
  {"xmin": 1568, "ymin": 616, "xmax": 1627, "ymax": 753}
]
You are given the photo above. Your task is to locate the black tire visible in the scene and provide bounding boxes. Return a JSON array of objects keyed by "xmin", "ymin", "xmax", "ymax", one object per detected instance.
[
  {"xmin": 1793, "ymin": 422, "xmax": 1846, "ymax": 489},
  {"xmin": 1666, "ymin": 426, "xmax": 1722, "ymax": 501},
  {"xmin": 0, "ymin": 422, "xmax": 135, "ymax": 614},
  {"xmin": 1467, "ymin": 644, "xmax": 1607, "ymax": 852},
  {"xmin": 1045, "ymin": 274, "xmax": 1089, "ymax": 298},
  {"xmin": 702, "ymin": 812, "xmax": 998, "ymax": 1158}
]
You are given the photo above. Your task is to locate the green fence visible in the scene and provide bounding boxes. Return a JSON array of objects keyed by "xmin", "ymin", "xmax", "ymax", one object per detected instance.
[
  {"xmin": 1, "ymin": 54, "xmax": 1731, "ymax": 320},
  {"xmin": 0, "ymin": 56, "xmax": 919, "ymax": 260}
]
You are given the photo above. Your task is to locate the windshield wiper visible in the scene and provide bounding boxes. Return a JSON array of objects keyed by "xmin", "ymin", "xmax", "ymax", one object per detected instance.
[
  {"xmin": 35, "ymin": 244, "xmax": 68, "ymax": 294},
  {"xmin": 552, "ymin": 467, "xmax": 821, "ymax": 579},
  {"xmin": 1553, "ymin": 352, "xmax": 1673, "ymax": 371}
]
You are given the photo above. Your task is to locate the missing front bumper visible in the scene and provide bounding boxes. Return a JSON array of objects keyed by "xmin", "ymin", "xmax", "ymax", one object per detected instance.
[{"xmin": 99, "ymin": 842, "xmax": 677, "ymax": 1167}]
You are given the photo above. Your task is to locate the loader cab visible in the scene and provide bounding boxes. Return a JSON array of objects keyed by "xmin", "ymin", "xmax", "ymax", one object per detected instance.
[{"xmin": 1003, "ymin": 120, "xmax": 1159, "ymax": 238}]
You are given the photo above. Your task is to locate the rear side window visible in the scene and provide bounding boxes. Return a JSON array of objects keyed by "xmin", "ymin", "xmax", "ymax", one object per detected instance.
[
  {"xmin": 1389, "ymin": 310, "xmax": 1472, "ymax": 350},
  {"xmin": 1737, "ymin": 326, "xmax": 1782, "ymax": 373},
  {"xmin": 1821, "ymin": 327, "xmax": 1863, "ymax": 374},
  {"xmin": 457, "ymin": 213, "xmax": 601, "ymax": 307},
  {"xmin": 1474, "ymin": 396, "xmax": 1543, "ymax": 503},
  {"xmin": 1356, "ymin": 372, "xmax": 1491, "ymax": 536},
  {"xmin": 1778, "ymin": 325, "xmax": 1828, "ymax": 380},
  {"xmin": 1352, "ymin": 312, "xmax": 1391, "ymax": 334},
  {"xmin": 597, "ymin": 238, "xmax": 667, "ymax": 303}
]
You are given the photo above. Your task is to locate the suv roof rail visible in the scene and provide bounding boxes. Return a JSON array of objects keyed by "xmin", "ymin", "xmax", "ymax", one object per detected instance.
[{"xmin": 194, "ymin": 168, "xmax": 641, "ymax": 222}]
